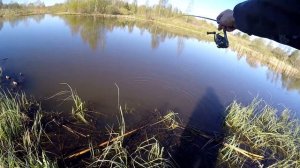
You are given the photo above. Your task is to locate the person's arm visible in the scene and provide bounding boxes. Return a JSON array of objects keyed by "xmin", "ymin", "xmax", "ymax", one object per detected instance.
[{"xmin": 218, "ymin": 0, "xmax": 300, "ymax": 49}]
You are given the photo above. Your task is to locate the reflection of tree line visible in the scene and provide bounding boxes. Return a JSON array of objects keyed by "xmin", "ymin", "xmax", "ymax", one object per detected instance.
[
  {"xmin": 0, "ymin": 20, "xmax": 3, "ymax": 31},
  {"xmin": 234, "ymin": 43, "xmax": 300, "ymax": 92},
  {"xmin": 58, "ymin": 0, "xmax": 300, "ymax": 92},
  {"xmin": 63, "ymin": 15, "xmax": 107, "ymax": 50},
  {"xmin": 265, "ymin": 69, "xmax": 300, "ymax": 93},
  {"xmin": 61, "ymin": 15, "xmax": 188, "ymax": 53},
  {"xmin": 0, "ymin": 14, "xmax": 45, "ymax": 29},
  {"xmin": 235, "ymin": 47, "xmax": 298, "ymax": 76},
  {"xmin": 2, "ymin": 14, "xmax": 300, "ymax": 92},
  {"xmin": 281, "ymin": 75, "xmax": 300, "ymax": 93},
  {"xmin": 60, "ymin": 15, "xmax": 300, "ymax": 92},
  {"xmin": 233, "ymin": 43, "xmax": 299, "ymax": 75}
]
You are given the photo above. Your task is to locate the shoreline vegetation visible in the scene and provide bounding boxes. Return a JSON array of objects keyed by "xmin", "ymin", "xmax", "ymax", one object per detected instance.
[
  {"xmin": 1, "ymin": 88, "xmax": 299, "ymax": 167},
  {"xmin": 1, "ymin": 0, "xmax": 300, "ymax": 167}
]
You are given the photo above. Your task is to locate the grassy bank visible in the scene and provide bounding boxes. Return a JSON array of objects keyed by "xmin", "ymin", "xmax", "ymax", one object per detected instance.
[
  {"xmin": 0, "ymin": 88, "xmax": 299, "ymax": 167},
  {"xmin": 219, "ymin": 100, "xmax": 300, "ymax": 167},
  {"xmin": 0, "ymin": 92, "xmax": 56, "ymax": 167}
]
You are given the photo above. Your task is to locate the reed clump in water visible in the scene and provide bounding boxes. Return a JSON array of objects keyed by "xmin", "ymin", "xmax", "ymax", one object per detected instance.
[
  {"xmin": 68, "ymin": 86, "xmax": 89, "ymax": 124},
  {"xmin": 53, "ymin": 83, "xmax": 89, "ymax": 124},
  {"xmin": 0, "ymin": 92, "xmax": 56, "ymax": 167},
  {"xmin": 219, "ymin": 100, "xmax": 300, "ymax": 167}
]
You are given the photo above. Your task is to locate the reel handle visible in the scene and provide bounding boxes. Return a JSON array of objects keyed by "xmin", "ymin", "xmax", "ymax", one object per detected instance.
[{"xmin": 207, "ymin": 32, "xmax": 216, "ymax": 35}]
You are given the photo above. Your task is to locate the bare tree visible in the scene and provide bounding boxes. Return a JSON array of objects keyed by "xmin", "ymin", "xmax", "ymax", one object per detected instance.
[
  {"xmin": 158, "ymin": 0, "xmax": 168, "ymax": 16},
  {"xmin": 132, "ymin": 0, "xmax": 138, "ymax": 14},
  {"xmin": 145, "ymin": 0, "xmax": 151, "ymax": 19},
  {"xmin": 186, "ymin": 0, "xmax": 193, "ymax": 13},
  {"xmin": 94, "ymin": 0, "xmax": 98, "ymax": 13},
  {"xmin": 185, "ymin": 0, "xmax": 194, "ymax": 22}
]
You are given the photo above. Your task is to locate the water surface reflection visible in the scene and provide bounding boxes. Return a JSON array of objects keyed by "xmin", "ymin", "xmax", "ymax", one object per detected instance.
[{"xmin": 0, "ymin": 15, "xmax": 299, "ymax": 129}]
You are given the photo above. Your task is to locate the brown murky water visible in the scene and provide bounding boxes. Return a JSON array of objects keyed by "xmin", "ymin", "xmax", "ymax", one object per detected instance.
[{"xmin": 0, "ymin": 15, "xmax": 299, "ymax": 132}]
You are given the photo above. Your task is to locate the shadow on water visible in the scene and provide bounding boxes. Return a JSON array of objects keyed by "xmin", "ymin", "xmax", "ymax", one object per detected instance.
[{"xmin": 173, "ymin": 88, "xmax": 225, "ymax": 168}]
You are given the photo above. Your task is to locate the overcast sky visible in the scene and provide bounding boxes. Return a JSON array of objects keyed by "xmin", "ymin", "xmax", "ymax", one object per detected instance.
[{"xmin": 3, "ymin": 0, "xmax": 245, "ymax": 19}]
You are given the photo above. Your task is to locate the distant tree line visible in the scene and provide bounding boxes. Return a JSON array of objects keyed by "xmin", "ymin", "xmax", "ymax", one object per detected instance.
[
  {"xmin": 0, "ymin": 0, "xmax": 45, "ymax": 9},
  {"xmin": 62, "ymin": 0, "xmax": 182, "ymax": 18},
  {"xmin": 0, "ymin": 0, "xmax": 46, "ymax": 18}
]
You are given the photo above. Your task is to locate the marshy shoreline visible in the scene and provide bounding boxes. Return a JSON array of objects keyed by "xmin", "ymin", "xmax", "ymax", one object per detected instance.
[{"xmin": 0, "ymin": 84, "xmax": 299, "ymax": 167}]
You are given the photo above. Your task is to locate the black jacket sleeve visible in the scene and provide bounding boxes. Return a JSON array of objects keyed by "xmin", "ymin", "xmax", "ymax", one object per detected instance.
[{"xmin": 233, "ymin": 0, "xmax": 300, "ymax": 49}]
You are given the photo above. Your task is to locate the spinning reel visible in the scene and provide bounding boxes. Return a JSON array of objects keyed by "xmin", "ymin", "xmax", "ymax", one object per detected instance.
[
  {"xmin": 182, "ymin": 14, "xmax": 230, "ymax": 48},
  {"xmin": 207, "ymin": 30, "xmax": 229, "ymax": 48}
]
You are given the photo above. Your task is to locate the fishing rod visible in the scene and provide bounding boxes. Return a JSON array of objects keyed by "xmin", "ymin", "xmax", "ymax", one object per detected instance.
[
  {"xmin": 182, "ymin": 14, "xmax": 229, "ymax": 48},
  {"xmin": 182, "ymin": 14, "xmax": 217, "ymax": 22}
]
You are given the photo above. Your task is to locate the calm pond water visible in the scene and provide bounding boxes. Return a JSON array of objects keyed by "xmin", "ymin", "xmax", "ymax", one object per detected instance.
[{"xmin": 0, "ymin": 15, "xmax": 299, "ymax": 131}]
